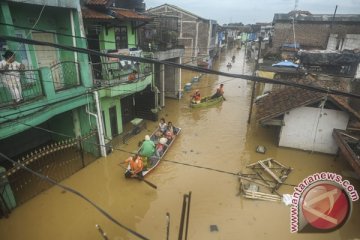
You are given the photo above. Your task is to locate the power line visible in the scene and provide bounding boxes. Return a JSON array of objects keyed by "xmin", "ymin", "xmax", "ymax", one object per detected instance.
[
  {"xmin": 0, "ymin": 152, "xmax": 149, "ymax": 240},
  {"xmin": 0, "ymin": 54, "xmax": 214, "ymax": 115},
  {"xmin": 0, "ymin": 114, "xmax": 299, "ymax": 189},
  {"xmin": 0, "ymin": 22, "xmax": 124, "ymax": 45},
  {"xmin": 1, "ymin": 35, "xmax": 359, "ymax": 100}
]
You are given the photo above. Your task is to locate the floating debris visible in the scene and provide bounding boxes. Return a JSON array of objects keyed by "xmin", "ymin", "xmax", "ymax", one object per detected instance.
[
  {"xmin": 191, "ymin": 76, "xmax": 200, "ymax": 83},
  {"xmin": 241, "ymin": 182, "xmax": 281, "ymax": 202},
  {"xmin": 184, "ymin": 83, "xmax": 192, "ymax": 91},
  {"xmin": 282, "ymin": 194, "xmax": 293, "ymax": 206},
  {"xmin": 256, "ymin": 145, "xmax": 267, "ymax": 154},
  {"xmin": 238, "ymin": 158, "xmax": 293, "ymax": 202},
  {"xmin": 210, "ymin": 225, "xmax": 219, "ymax": 232}
]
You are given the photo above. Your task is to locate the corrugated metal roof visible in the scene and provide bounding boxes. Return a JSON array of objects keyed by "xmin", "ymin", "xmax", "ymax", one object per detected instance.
[
  {"xmin": 255, "ymin": 87, "xmax": 360, "ymax": 123},
  {"xmin": 111, "ymin": 8, "xmax": 152, "ymax": 21},
  {"xmin": 82, "ymin": 8, "xmax": 114, "ymax": 20},
  {"xmin": 86, "ymin": 0, "xmax": 110, "ymax": 6},
  {"xmin": 255, "ymin": 87, "xmax": 324, "ymax": 123}
]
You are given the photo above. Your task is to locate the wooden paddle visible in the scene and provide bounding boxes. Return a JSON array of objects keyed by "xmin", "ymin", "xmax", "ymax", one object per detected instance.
[{"xmin": 118, "ymin": 163, "xmax": 157, "ymax": 189}]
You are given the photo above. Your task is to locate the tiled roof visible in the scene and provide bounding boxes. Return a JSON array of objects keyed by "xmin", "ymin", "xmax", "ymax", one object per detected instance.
[
  {"xmin": 255, "ymin": 87, "xmax": 360, "ymax": 123},
  {"xmin": 82, "ymin": 8, "xmax": 114, "ymax": 20},
  {"xmin": 111, "ymin": 8, "xmax": 152, "ymax": 21}
]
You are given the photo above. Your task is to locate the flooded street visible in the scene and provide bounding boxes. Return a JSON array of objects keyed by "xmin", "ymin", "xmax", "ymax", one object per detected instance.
[{"xmin": 1, "ymin": 47, "xmax": 359, "ymax": 240}]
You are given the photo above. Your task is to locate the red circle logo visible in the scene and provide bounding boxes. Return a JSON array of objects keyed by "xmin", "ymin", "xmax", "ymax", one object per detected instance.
[{"xmin": 301, "ymin": 183, "xmax": 350, "ymax": 230}]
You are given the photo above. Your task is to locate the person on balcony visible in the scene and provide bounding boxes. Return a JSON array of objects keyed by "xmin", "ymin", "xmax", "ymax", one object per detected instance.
[
  {"xmin": 0, "ymin": 50, "xmax": 25, "ymax": 103},
  {"xmin": 128, "ymin": 70, "xmax": 137, "ymax": 82}
]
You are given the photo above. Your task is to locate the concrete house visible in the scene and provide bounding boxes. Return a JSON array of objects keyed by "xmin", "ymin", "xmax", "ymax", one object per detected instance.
[
  {"xmin": 138, "ymin": 12, "xmax": 184, "ymax": 105},
  {"xmin": 270, "ymin": 12, "xmax": 360, "ymax": 54},
  {"xmin": 82, "ymin": 0, "xmax": 156, "ymax": 142},
  {"xmin": 0, "ymin": 0, "xmax": 99, "ymax": 207},
  {"xmin": 255, "ymin": 87, "xmax": 360, "ymax": 154},
  {"xmin": 147, "ymin": 4, "xmax": 218, "ymax": 67}
]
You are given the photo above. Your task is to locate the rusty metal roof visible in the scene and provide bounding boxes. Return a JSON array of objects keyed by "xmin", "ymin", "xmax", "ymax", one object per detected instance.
[
  {"xmin": 82, "ymin": 8, "xmax": 114, "ymax": 20},
  {"xmin": 255, "ymin": 87, "xmax": 360, "ymax": 123},
  {"xmin": 111, "ymin": 8, "xmax": 152, "ymax": 21},
  {"xmin": 255, "ymin": 87, "xmax": 324, "ymax": 123}
]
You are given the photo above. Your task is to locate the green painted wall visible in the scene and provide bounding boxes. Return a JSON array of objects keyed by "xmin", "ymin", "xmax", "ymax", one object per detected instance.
[
  {"xmin": 77, "ymin": 106, "xmax": 100, "ymax": 156},
  {"xmin": 98, "ymin": 22, "xmax": 137, "ymax": 51},
  {"xmin": 48, "ymin": 111, "xmax": 75, "ymax": 141},
  {"xmin": 126, "ymin": 22, "xmax": 136, "ymax": 48},
  {"xmin": 100, "ymin": 27, "xmax": 116, "ymax": 50},
  {"xmin": 100, "ymin": 96, "xmax": 123, "ymax": 140},
  {"xmin": 0, "ymin": 2, "xmax": 94, "ymax": 143},
  {"xmin": 100, "ymin": 75, "xmax": 152, "ymax": 98}
]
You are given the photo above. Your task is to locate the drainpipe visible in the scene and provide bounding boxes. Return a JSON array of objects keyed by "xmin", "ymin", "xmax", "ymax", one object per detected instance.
[{"xmin": 87, "ymin": 91, "xmax": 107, "ymax": 157}]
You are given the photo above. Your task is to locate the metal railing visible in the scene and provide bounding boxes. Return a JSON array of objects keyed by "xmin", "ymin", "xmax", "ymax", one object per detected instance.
[
  {"xmin": 91, "ymin": 61, "xmax": 152, "ymax": 87},
  {"xmin": 139, "ymin": 42, "xmax": 184, "ymax": 52},
  {"xmin": 0, "ymin": 69, "xmax": 44, "ymax": 107},
  {"xmin": 50, "ymin": 61, "xmax": 81, "ymax": 91}
]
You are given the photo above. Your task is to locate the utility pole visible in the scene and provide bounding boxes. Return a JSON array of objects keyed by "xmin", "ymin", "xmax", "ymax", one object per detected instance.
[{"xmin": 247, "ymin": 36, "xmax": 262, "ymax": 124}]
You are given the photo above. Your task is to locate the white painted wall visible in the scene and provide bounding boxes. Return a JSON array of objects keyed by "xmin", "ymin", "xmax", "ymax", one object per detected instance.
[
  {"xmin": 326, "ymin": 34, "xmax": 338, "ymax": 50},
  {"xmin": 356, "ymin": 63, "xmax": 360, "ymax": 79},
  {"xmin": 342, "ymin": 34, "xmax": 360, "ymax": 50},
  {"xmin": 279, "ymin": 106, "xmax": 349, "ymax": 154},
  {"xmin": 327, "ymin": 34, "xmax": 360, "ymax": 51}
]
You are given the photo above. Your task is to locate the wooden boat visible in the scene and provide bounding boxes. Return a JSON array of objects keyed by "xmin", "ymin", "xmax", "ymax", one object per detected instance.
[
  {"xmin": 190, "ymin": 95, "xmax": 224, "ymax": 108},
  {"xmin": 125, "ymin": 126, "xmax": 181, "ymax": 177}
]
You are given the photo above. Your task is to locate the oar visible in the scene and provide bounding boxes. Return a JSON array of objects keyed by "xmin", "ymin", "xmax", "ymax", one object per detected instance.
[{"xmin": 118, "ymin": 163, "xmax": 157, "ymax": 189}]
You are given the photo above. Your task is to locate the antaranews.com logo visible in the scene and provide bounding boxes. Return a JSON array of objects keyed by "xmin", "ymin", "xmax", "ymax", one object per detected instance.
[{"xmin": 290, "ymin": 172, "xmax": 359, "ymax": 233}]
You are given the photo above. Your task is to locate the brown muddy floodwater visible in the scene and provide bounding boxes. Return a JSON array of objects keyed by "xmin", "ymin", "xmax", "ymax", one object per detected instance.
[{"xmin": 1, "ymin": 48, "xmax": 359, "ymax": 240}]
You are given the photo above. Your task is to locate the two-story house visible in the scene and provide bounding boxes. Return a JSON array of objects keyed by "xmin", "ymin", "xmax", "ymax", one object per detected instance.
[
  {"xmin": 82, "ymin": 0, "xmax": 156, "ymax": 142},
  {"xmin": 0, "ymin": 0, "xmax": 101, "ymax": 207},
  {"xmin": 147, "ymin": 4, "xmax": 218, "ymax": 69}
]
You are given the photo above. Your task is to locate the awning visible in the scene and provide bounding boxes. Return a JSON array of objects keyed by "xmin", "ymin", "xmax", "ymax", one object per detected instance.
[{"xmin": 272, "ymin": 60, "xmax": 299, "ymax": 68}]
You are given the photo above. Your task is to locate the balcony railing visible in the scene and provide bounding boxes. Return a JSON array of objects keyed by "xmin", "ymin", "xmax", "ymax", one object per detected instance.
[
  {"xmin": 139, "ymin": 42, "xmax": 184, "ymax": 52},
  {"xmin": 50, "ymin": 61, "xmax": 81, "ymax": 91},
  {"xmin": 91, "ymin": 61, "xmax": 152, "ymax": 87},
  {"xmin": 0, "ymin": 69, "xmax": 44, "ymax": 107}
]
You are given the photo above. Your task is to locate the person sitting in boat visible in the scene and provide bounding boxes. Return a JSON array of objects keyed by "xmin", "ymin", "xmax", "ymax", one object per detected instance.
[
  {"xmin": 191, "ymin": 89, "xmax": 201, "ymax": 104},
  {"xmin": 226, "ymin": 62, "xmax": 232, "ymax": 71},
  {"xmin": 155, "ymin": 137, "xmax": 168, "ymax": 157},
  {"xmin": 167, "ymin": 121, "xmax": 179, "ymax": 134},
  {"xmin": 139, "ymin": 135, "xmax": 155, "ymax": 169},
  {"xmin": 211, "ymin": 84, "xmax": 225, "ymax": 99},
  {"xmin": 165, "ymin": 125, "xmax": 174, "ymax": 144},
  {"xmin": 159, "ymin": 118, "xmax": 167, "ymax": 134},
  {"xmin": 124, "ymin": 153, "xmax": 144, "ymax": 178}
]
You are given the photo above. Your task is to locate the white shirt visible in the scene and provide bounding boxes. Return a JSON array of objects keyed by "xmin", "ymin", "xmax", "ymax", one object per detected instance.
[{"xmin": 0, "ymin": 60, "xmax": 21, "ymax": 82}]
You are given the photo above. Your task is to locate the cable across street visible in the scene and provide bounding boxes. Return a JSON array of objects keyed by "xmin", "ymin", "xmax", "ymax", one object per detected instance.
[{"xmin": 1, "ymin": 35, "xmax": 360, "ymax": 100}]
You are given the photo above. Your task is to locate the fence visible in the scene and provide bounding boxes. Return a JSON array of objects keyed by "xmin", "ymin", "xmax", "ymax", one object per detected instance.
[
  {"xmin": 92, "ymin": 61, "xmax": 153, "ymax": 87},
  {"xmin": 3, "ymin": 131, "xmax": 98, "ymax": 207},
  {"xmin": 50, "ymin": 61, "xmax": 81, "ymax": 91},
  {"xmin": 0, "ymin": 69, "xmax": 44, "ymax": 107}
]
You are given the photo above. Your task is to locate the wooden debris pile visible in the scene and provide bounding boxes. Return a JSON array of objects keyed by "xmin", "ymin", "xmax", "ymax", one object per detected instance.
[{"xmin": 239, "ymin": 158, "xmax": 293, "ymax": 202}]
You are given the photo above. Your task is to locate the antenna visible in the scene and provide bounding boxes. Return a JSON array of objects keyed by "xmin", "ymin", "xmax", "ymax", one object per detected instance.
[
  {"xmin": 294, "ymin": 0, "xmax": 299, "ymax": 10},
  {"xmin": 292, "ymin": 0, "xmax": 299, "ymax": 51}
]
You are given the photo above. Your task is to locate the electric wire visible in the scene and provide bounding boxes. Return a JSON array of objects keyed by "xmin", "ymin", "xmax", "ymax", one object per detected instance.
[
  {"xmin": 0, "ymin": 114, "xmax": 298, "ymax": 188},
  {"xmin": 0, "ymin": 54, "xmax": 217, "ymax": 116},
  {"xmin": 1, "ymin": 35, "xmax": 359, "ymax": 99},
  {"xmin": 0, "ymin": 22, "xmax": 221, "ymax": 51},
  {"xmin": 0, "ymin": 152, "xmax": 149, "ymax": 240}
]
